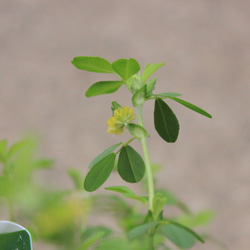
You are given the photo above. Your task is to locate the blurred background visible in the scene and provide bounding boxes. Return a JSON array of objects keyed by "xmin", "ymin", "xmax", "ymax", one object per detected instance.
[{"xmin": 1, "ymin": 0, "xmax": 249, "ymax": 249}]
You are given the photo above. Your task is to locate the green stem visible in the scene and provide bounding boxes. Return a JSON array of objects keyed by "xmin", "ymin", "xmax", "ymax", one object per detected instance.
[
  {"xmin": 137, "ymin": 104, "xmax": 155, "ymax": 250},
  {"xmin": 148, "ymin": 231, "xmax": 155, "ymax": 250},
  {"xmin": 137, "ymin": 105, "xmax": 155, "ymax": 212}
]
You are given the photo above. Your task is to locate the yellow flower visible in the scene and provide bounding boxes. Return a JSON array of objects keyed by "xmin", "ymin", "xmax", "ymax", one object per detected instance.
[{"xmin": 107, "ymin": 106, "xmax": 136, "ymax": 135}]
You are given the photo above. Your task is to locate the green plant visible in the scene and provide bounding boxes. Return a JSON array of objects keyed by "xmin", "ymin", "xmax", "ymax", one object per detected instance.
[
  {"xmin": 0, "ymin": 136, "xmax": 220, "ymax": 249},
  {"xmin": 71, "ymin": 56, "xmax": 213, "ymax": 249},
  {"xmin": 0, "ymin": 138, "xmax": 98, "ymax": 249},
  {"xmin": 0, "ymin": 57, "xmax": 217, "ymax": 250}
]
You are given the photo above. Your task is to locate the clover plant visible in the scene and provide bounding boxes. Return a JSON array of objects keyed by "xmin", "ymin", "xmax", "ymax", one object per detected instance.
[{"xmin": 71, "ymin": 57, "xmax": 212, "ymax": 249}]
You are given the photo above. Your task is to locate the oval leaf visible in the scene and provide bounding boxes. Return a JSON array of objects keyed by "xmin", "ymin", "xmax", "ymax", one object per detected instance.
[
  {"xmin": 117, "ymin": 145, "xmax": 145, "ymax": 183},
  {"xmin": 154, "ymin": 99, "xmax": 179, "ymax": 143},
  {"xmin": 159, "ymin": 223, "xmax": 196, "ymax": 249},
  {"xmin": 128, "ymin": 222, "xmax": 159, "ymax": 240},
  {"xmin": 112, "ymin": 58, "xmax": 140, "ymax": 80},
  {"xmin": 71, "ymin": 56, "xmax": 114, "ymax": 73},
  {"xmin": 85, "ymin": 81, "xmax": 123, "ymax": 97},
  {"xmin": 84, "ymin": 153, "xmax": 116, "ymax": 192}
]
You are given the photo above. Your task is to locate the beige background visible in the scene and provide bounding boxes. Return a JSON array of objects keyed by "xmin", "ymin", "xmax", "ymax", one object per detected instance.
[{"xmin": 1, "ymin": 0, "xmax": 249, "ymax": 249}]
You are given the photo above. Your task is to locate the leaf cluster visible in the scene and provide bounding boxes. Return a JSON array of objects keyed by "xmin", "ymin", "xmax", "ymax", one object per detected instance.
[{"xmin": 72, "ymin": 56, "xmax": 212, "ymax": 144}]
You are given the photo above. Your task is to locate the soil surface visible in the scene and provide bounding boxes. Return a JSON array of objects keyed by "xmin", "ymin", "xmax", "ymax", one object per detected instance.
[{"xmin": 1, "ymin": 1, "xmax": 249, "ymax": 249}]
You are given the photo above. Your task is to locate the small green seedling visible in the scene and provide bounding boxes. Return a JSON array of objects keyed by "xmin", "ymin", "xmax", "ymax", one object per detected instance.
[{"xmin": 72, "ymin": 56, "xmax": 212, "ymax": 250}]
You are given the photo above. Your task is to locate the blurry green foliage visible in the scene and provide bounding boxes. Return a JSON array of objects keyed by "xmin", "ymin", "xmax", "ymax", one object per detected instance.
[{"xmin": 0, "ymin": 137, "xmax": 221, "ymax": 249}]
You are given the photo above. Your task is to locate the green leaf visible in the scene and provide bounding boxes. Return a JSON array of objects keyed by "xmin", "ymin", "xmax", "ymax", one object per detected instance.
[
  {"xmin": 159, "ymin": 224, "xmax": 196, "ymax": 249},
  {"xmin": 169, "ymin": 221, "xmax": 205, "ymax": 243},
  {"xmin": 156, "ymin": 189, "xmax": 190, "ymax": 213},
  {"xmin": 153, "ymin": 92, "xmax": 182, "ymax": 98},
  {"xmin": 32, "ymin": 158, "xmax": 54, "ymax": 169},
  {"xmin": 132, "ymin": 85, "xmax": 146, "ymax": 107},
  {"xmin": 111, "ymin": 101, "xmax": 122, "ymax": 113},
  {"xmin": 153, "ymin": 193, "xmax": 167, "ymax": 220},
  {"xmin": 71, "ymin": 56, "xmax": 114, "ymax": 73},
  {"xmin": 168, "ymin": 97, "xmax": 212, "ymax": 118},
  {"xmin": 154, "ymin": 99, "xmax": 179, "ymax": 143},
  {"xmin": 0, "ymin": 177, "xmax": 13, "ymax": 198},
  {"xmin": 89, "ymin": 143, "xmax": 122, "ymax": 169},
  {"xmin": 117, "ymin": 145, "xmax": 145, "ymax": 183},
  {"xmin": 79, "ymin": 226, "xmax": 112, "ymax": 250},
  {"xmin": 126, "ymin": 74, "xmax": 141, "ymax": 93},
  {"xmin": 127, "ymin": 123, "xmax": 149, "ymax": 139},
  {"xmin": 7, "ymin": 140, "xmax": 28, "ymax": 160},
  {"xmin": 82, "ymin": 226, "xmax": 112, "ymax": 241},
  {"xmin": 141, "ymin": 62, "xmax": 165, "ymax": 83},
  {"xmin": 105, "ymin": 186, "xmax": 148, "ymax": 204},
  {"xmin": 0, "ymin": 139, "xmax": 7, "ymax": 163},
  {"xmin": 146, "ymin": 78, "xmax": 156, "ymax": 97},
  {"xmin": 159, "ymin": 221, "xmax": 204, "ymax": 249},
  {"xmin": 176, "ymin": 210, "xmax": 215, "ymax": 228},
  {"xmin": 77, "ymin": 231, "xmax": 107, "ymax": 250},
  {"xmin": 84, "ymin": 153, "xmax": 116, "ymax": 192},
  {"xmin": 85, "ymin": 81, "xmax": 123, "ymax": 97},
  {"xmin": 128, "ymin": 221, "xmax": 159, "ymax": 240},
  {"xmin": 96, "ymin": 238, "xmax": 131, "ymax": 250},
  {"xmin": 112, "ymin": 58, "xmax": 140, "ymax": 80},
  {"xmin": 105, "ymin": 185, "xmax": 135, "ymax": 195},
  {"xmin": 68, "ymin": 169, "xmax": 84, "ymax": 190},
  {"xmin": 157, "ymin": 189, "xmax": 178, "ymax": 205}
]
